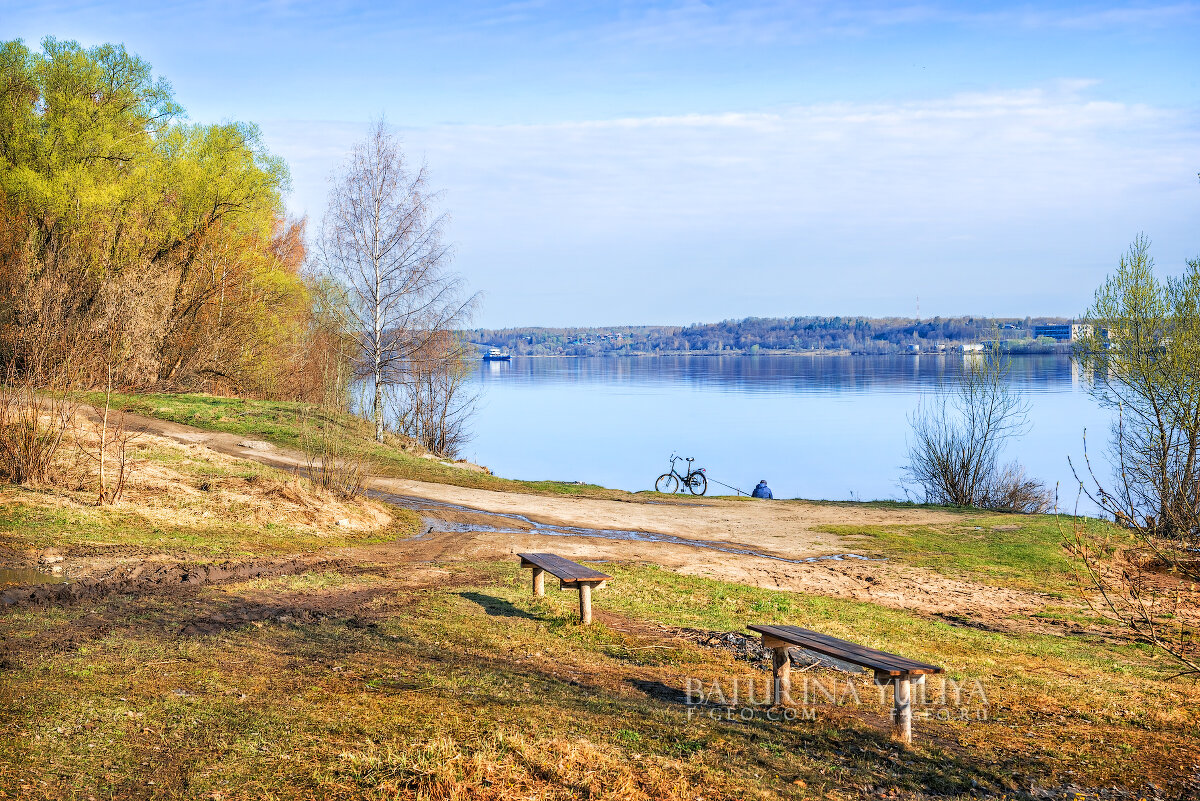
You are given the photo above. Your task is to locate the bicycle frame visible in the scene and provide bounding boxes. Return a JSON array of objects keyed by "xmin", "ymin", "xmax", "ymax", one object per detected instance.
[
  {"xmin": 657, "ymin": 453, "xmax": 707, "ymax": 495},
  {"xmin": 668, "ymin": 455, "xmax": 704, "ymax": 483}
]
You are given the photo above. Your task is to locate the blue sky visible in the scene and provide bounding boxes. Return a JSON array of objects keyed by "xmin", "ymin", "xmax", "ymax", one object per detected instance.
[{"xmin": 6, "ymin": 1, "xmax": 1200, "ymax": 327}]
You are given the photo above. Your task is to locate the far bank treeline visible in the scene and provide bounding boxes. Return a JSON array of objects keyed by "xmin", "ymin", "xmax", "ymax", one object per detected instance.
[
  {"xmin": 0, "ymin": 38, "xmax": 346, "ymax": 399},
  {"xmin": 469, "ymin": 316, "xmax": 1076, "ymax": 357}
]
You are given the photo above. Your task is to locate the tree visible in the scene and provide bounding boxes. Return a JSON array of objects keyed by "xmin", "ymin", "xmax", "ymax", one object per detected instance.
[
  {"xmin": 0, "ymin": 37, "xmax": 322, "ymax": 397},
  {"xmin": 1075, "ymin": 235, "xmax": 1200, "ymax": 545},
  {"xmin": 393, "ymin": 331, "xmax": 478, "ymax": 457},
  {"xmin": 1069, "ymin": 235, "xmax": 1200, "ymax": 676},
  {"xmin": 904, "ymin": 346, "xmax": 1051, "ymax": 512},
  {"xmin": 318, "ymin": 120, "xmax": 474, "ymax": 442}
]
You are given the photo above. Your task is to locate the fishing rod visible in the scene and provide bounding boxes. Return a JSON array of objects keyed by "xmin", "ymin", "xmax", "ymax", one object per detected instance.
[{"xmin": 706, "ymin": 476, "xmax": 749, "ymax": 496}]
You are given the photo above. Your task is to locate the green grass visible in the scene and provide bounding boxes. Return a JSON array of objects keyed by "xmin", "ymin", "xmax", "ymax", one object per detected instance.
[
  {"xmin": 1, "ymin": 561, "xmax": 1194, "ymax": 800},
  {"xmin": 5, "ymin": 390, "xmax": 1190, "ymax": 797},
  {"xmin": 820, "ymin": 514, "xmax": 1119, "ymax": 593},
  {"xmin": 96, "ymin": 391, "xmax": 651, "ymax": 500}
]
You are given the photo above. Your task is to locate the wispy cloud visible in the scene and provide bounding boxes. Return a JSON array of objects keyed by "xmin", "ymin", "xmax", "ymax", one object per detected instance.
[
  {"xmin": 263, "ymin": 81, "xmax": 1198, "ymax": 324},
  {"xmin": 581, "ymin": 1, "xmax": 1200, "ymax": 48}
]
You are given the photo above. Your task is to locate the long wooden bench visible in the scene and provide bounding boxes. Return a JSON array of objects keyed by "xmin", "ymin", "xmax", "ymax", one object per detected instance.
[
  {"xmin": 518, "ymin": 553, "xmax": 612, "ymax": 625},
  {"xmin": 748, "ymin": 624, "xmax": 944, "ymax": 744}
]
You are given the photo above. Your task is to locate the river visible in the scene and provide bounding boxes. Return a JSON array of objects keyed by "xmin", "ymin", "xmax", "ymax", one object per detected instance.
[{"xmin": 464, "ymin": 354, "xmax": 1111, "ymax": 510}]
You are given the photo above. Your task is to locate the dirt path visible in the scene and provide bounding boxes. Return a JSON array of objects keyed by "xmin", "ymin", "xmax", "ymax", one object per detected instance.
[{"xmin": 116, "ymin": 411, "xmax": 1050, "ymax": 624}]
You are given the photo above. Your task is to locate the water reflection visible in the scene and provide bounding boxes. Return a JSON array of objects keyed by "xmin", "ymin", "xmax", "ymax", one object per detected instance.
[
  {"xmin": 465, "ymin": 355, "xmax": 1107, "ymax": 508},
  {"xmin": 476, "ymin": 354, "xmax": 1081, "ymax": 396},
  {"xmin": 0, "ymin": 567, "xmax": 67, "ymax": 587}
]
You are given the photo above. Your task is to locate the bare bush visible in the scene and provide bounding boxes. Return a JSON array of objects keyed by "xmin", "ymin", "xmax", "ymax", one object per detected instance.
[
  {"xmin": 984, "ymin": 462, "xmax": 1056, "ymax": 513},
  {"xmin": 76, "ymin": 378, "xmax": 142, "ymax": 505},
  {"xmin": 298, "ymin": 410, "xmax": 372, "ymax": 499},
  {"xmin": 391, "ymin": 333, "xmax": 478, "ymax": 458},
  {"xmin": 1067, "ymin": 434, "xmax": 1200, "ymax": 677},
  {"xmin": 905, "ymin": 347, "xmax": 1051, "ymax": 511},
  {"xmin": 1064, "ymin": 508, "xmax": 1199, "ymax": 677},
  {"xmin": 0, "ymin": 368, "xmax": 73, "ymax": 486}
]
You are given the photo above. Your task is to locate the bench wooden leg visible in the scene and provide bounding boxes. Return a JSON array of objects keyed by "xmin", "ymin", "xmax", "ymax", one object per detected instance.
[
  {"xmin": 531, "ymin": 567, "xmax": 545, "ymax": 597},
  {"xmin": 771, "ymin": 647, "xmax": 791, "ymax": 705},
  {"xmin": 578, "ymin": 583, "xmax": 592, "ymax": 624},
  {"xmin": 891, "ymin": 676, "xmax": 912, "ymax": 745}
]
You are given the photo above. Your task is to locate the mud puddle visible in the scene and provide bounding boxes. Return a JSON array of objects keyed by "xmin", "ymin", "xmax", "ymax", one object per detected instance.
[
  {"xmin": 371, "ymin": 491, "xmax": 877, "ymax": 566},
  {"xmin": 0, "ymin": 568, "xmax": 69, "ymax": 588}
]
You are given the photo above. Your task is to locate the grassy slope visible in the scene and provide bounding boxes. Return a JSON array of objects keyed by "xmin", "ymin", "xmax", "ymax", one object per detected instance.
[
  {"xmin": 101, "ymin": 391, "xmax": 633, "ymax": 499},
  {"xmin": 3, "ymin": 392, "xmax": 1193, "ymax": 798},
  {"xmin": 2, "ymin": 562, "xmax": 1195, "ymax": 800},
  {"xmin": 822, "ymin": 515, "xmax": 1121, "ymax": 595},
  {"xmin": 0, "ymin": 429, "xmax": 421, "ymax": 559}
]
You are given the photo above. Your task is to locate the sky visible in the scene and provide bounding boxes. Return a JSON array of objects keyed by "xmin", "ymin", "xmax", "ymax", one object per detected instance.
[{"xmin": 6, "ymin": 1, "xmax": 1200, "ymax": 327}]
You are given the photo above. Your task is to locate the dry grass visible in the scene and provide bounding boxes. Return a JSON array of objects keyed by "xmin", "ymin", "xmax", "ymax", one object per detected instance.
[
  {"xmin": 2, "ymin": 396, "xmax": 1198, "ymax": 799},
  {"xmin": 1, "ymin": 561, "xmax": 1198, "ymax": 800},
  {"xmin": 324, "ymin": 732, "xmax": 726, "ymax": 801},
  {"xmin": 0, "ymin": 414, "xmax": 414, "ymax": 561}
]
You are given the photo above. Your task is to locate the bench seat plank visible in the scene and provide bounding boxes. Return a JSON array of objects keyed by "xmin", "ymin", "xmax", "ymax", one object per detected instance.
[
  {"xmin": 748, "ymin": 624, "xmax": 943, "ymax": 677},
  {"xmin": 518, "ymin": 553, "xmax": 611, "ymax": 583}
]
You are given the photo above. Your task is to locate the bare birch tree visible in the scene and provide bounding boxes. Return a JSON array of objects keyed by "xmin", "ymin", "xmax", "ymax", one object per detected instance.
[{"xmin": 318, "ymin": 120, "xmax": 475, "ymax": 441}]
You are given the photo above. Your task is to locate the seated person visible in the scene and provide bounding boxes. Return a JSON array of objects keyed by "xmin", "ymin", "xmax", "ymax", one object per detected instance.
[{"xmin": 751, "ymin": 480, "xmax": 773, "ymax": 499}]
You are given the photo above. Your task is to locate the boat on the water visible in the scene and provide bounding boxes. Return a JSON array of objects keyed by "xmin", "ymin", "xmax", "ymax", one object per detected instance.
[{"xmin": 482, "ymin": 348, "xmax": 512, "ymax": 361}]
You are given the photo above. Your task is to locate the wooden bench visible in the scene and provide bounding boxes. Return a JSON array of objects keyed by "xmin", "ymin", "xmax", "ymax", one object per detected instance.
[
  {"xmin": 748, "ymin": 624, "xmax": 944, "ymax": 744},
  {"xmin": 518, "ymin": 553, "xmax": 612, "ymax": 625}
]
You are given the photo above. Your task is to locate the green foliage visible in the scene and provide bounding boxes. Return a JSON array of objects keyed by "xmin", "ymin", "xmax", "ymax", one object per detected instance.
[
  {"xmin": 0, "ymin": 37, "xmax": 330, "ymax": 399},
  {"xmin": 1075, "ymin": 235, "xmax": 1200, "ymax": 547},
  {"xmin": 0, "ymin": 38, "xmax": 179, "ymax": 225},
  {"xmin": 0, "ymin": 38, "xmax": 285, "ymax": 264}
]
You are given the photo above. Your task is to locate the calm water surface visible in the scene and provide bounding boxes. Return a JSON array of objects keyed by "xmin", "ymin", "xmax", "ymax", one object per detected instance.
[{"xmin": 465, "ymin": 355, "xmax": 1110, "ymax": 508}]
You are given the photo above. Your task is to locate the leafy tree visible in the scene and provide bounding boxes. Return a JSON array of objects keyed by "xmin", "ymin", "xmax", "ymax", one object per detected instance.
[
  {"xmin": 1070, "ymin": 234, "xmax": 1200, "ymax": 677},
  {"xmin": 0, "ymin": 37, "xmax": 327, "ymax": 397}
]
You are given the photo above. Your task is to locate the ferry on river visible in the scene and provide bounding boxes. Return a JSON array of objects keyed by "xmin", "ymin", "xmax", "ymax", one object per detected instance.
[{"xmin": 482, "ymin": 348, "xmax": 512, "ymax": 361}]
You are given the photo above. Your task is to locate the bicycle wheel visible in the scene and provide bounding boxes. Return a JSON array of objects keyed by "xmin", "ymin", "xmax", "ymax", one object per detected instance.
[
  {"xmin": 655, "ymin": 473, "xmax": 680, "ymax": 493},
  {"xmin": 687, "ymin": 471, "xmax": 708, "ymax": 496}
]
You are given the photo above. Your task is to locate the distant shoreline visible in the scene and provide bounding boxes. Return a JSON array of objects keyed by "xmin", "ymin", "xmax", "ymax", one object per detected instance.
[
  {"xmin": 479, "ymin": 347, "xmax": 1073, "ymax": 359},
  {"xmin": 467, "ymin": 315, "xmax": 1078, "ymax": 359}
]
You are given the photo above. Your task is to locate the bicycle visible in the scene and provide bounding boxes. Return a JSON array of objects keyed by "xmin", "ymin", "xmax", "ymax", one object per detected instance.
[{"xmin": 654, "ymin": 453, "xmax": 708, "ymax": 495}]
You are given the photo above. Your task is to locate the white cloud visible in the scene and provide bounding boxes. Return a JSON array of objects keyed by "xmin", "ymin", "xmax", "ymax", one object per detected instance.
[{"xmin": 262, "ymin": 83, "xmax": 1200, "ymax": 325}]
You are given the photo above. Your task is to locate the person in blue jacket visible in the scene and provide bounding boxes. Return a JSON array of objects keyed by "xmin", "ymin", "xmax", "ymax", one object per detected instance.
[{"xmin": 751, "ymin": 480, "xmax": 773, "ymax": 499}]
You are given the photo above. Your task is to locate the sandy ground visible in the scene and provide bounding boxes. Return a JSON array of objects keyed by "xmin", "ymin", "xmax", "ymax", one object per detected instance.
[{"xmin": 109, "ymin": 411, "xmax": 1054, "ymax": 626}]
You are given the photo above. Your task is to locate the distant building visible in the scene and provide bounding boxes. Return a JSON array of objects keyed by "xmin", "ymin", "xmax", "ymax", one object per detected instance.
[{"xmin": 1033, "ymin": 323, "xmax": 1092, "ymax": 341}]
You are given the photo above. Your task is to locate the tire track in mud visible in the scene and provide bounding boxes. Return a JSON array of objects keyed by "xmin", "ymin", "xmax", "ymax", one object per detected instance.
[{"xmin": 0, "ymin": 556, "xmax": 344, "ymax": 609}]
